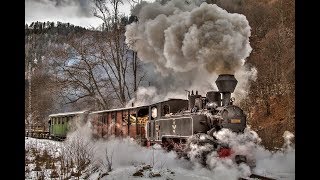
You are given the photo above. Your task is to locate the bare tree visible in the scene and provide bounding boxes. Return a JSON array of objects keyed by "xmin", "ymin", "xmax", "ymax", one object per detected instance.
[
  {"xmin": 92, "ymin": 0, "xmax": 146, "ymax": 106},
  {"xmin": 25, "ymin": 32, "xmax": 59, "ymax": 126},
  {"xmin": 65, "ymin": 133, "xmax": 95, "ymax": 179},
  {"xmin": 105, "ymin": 146, "xmax": 114, "ymax": 172},
  {"xmin": 48, "ymin": 32, "xmax": 116, "ymax": 110}
]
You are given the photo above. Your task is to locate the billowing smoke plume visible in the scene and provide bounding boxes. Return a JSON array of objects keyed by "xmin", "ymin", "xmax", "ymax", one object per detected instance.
[
  {"xmin": 126, "ymin": 0, "xmax": 251, "ymax": 74},
  {"xmin": 126, "ymin": 0, "xmax": 257, "ymax": 105}
]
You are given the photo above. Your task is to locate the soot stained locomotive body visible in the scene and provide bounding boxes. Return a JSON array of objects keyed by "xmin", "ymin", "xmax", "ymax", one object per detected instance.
[
  {"xmin": 145, "ymin": 74, "xmax": 247, "ymax": 164},
  {"xmin": 148, "ymin": 74, "xmax": 246, "ymax": 146}
]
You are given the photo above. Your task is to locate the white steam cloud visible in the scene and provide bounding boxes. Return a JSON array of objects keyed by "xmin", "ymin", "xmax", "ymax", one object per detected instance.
[
  {"xmin": 125, "ymin": 0, "xmax": 257, "ymax": 105},
  {"xmin": 61, "ymin": 122, "xmax": 294, "ymax": 180},
  {"xmin": 213, "ymin": 128, "xmax": 295, "ymax": 179}
]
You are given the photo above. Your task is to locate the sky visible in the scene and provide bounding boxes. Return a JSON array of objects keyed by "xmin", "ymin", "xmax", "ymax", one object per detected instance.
[{"xmin": 25, "ymin": 0, "xmax": 154, "ymax": 28}]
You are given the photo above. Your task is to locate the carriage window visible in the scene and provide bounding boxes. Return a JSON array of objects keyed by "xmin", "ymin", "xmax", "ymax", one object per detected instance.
[
  {"xmin": 163, "ymin": 105, "xmax": 170, "ymax": 116},
  {"xmin": 62, "ymin": 117, "xmax": 65, "ymax": 124},
  {"xmin": 137, "ymin": 108, "xmax": 149, "ymax": 125},
  {"xmin": 122, "ymin": 113, "xmax": 128, "ymax": 124},
  {"xmin": 151, "ymin": 107, "xmax": 157, "ymax": 119},
  {"xmin": 103, "ymin": 116, "xmax": 106, "ymax": 124},
  {"xmin": 112, "ymin": 112, "xmax": 116, "ymax": 123},
  {"xmin": 148, "ymin": 122, "xmax": 151, "ymax": 137}
]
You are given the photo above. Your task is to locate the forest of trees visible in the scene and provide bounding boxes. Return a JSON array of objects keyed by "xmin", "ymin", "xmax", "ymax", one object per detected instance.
[
  {"xmin": 25, "ymin": 0, "xmax": 294, "ymax": 149},
  {"xmin": 212, "ymin": 0, "xmax": 295, "ymax": 148}
]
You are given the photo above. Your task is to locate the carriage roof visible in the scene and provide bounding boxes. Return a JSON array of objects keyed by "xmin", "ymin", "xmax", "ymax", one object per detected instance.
[
  {"xmin": 89, "ymin": 105, "xmax": 149, "ymax": 114},
  {"xmin": 49, "ymin": 110, "xmax": 89, "ymax": 117}
]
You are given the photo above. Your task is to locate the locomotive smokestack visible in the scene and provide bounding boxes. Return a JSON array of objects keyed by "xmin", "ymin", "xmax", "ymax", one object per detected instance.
[{"xmin": 215, "ymin": 74, "xmax": 238, "ymax": 106}]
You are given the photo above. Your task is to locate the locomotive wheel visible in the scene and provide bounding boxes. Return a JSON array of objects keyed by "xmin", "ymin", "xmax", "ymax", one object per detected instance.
[
  {"xmin": 235, "ymin": 155, "xmax": 247, "ymax": 164},
  {"xmin": 188, "ymin": 133, "xmax": 218, "ymax": 146}
]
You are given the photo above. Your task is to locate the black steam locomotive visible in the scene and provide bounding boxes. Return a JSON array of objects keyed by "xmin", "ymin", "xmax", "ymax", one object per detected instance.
[{"xmin": 146, "ymin": 74, "xmax": 247, "ymax": 164}]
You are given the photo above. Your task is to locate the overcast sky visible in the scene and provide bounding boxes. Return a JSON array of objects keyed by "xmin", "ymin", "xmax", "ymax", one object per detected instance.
[{"xmin": 25, "ymin": 0, "xmax": 153, "ymax": 28}]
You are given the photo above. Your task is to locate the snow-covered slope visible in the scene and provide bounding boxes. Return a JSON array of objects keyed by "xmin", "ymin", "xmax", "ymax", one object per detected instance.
[{"xmin": 25, "ymin": 125, "xmax": 294, "ymax": 180}]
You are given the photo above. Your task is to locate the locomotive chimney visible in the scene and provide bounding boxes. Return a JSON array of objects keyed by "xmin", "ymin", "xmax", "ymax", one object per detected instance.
[{"xmin": 215, "ymin": 74, "xmax": 238, "ymax": 106}]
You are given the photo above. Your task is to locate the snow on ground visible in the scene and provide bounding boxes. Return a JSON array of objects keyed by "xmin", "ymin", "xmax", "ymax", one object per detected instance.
[
  {"xmin": 25, "ymin": 137, "xmax": 62, "ymax": 179},
  {"xmin": 25, "ymin": 137, "xmax": 61, "ymax": 156},
  {"xmin": 25, "ymin": 125, "xmax": 295, "ymax": 180}
]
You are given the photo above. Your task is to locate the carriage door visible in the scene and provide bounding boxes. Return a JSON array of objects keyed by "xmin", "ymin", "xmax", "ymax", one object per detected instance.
[
  {"xmin": 137, "ymin": 108, "xmax": 149, "ymax": 138},
  {"xmin": 150, "ymin": 106, "xmax": 158, "ymax": 141},
  {"xmin": 111, "ymin": 112, "xmax": 116, "ymax": 135}
]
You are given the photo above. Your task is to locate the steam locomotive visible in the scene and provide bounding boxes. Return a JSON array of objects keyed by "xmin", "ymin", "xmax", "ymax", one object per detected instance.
[{"xmin": 146, "ymin": 74, "xmax": 248, "ymax": 165}]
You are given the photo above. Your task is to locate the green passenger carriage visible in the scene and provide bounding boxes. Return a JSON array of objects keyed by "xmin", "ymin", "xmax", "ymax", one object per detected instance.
[{"xmin": 48, "ymin": 110, "xmax": 89, "ymax": 140}]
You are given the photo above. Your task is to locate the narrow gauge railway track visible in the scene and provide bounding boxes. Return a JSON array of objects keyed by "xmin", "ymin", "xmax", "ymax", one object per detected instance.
[
  {"xmin": 25, "ymin": 131, "xmax": 50, "ymax": 139},
  {"xmin": 239, "ymin": 174, "xmax": 276, "ymax": 180},
  {"xmin": 25, "ymin": 132, "xmax": 65, "ymax": 141}
]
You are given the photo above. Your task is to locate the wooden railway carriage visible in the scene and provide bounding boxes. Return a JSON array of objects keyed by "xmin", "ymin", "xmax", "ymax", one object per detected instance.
[
  {"xmin": 89, "ymin": 105, "xmax": 150, "ymax": 145},
  {"xmin": 48, "ymin": 110, "xmax": 89, "ymax": 140}
]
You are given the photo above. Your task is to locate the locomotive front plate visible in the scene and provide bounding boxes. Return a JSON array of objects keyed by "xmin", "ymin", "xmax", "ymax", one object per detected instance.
[{"xmin": 231, "ymin": 119, "xmax": 241, "ymax": 123}]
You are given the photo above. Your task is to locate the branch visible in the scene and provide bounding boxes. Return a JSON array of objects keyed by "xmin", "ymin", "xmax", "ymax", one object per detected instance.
[
  {"xmin": 137, "ymin": 72, "xmax": 146, "ymax": 87},
  {"xmin": 65, "ymin": 94, "xmax": 92, "ymax": 105}
]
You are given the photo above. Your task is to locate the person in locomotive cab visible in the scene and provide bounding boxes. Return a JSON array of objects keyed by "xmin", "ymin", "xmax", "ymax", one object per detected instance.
[
  {"xmin": 230, "ymin": 97, "xmax": 235, "ymax": 105},
  {"xmin": 192, "ymin": 106, "xmax": 198, "ymax": 113}
]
